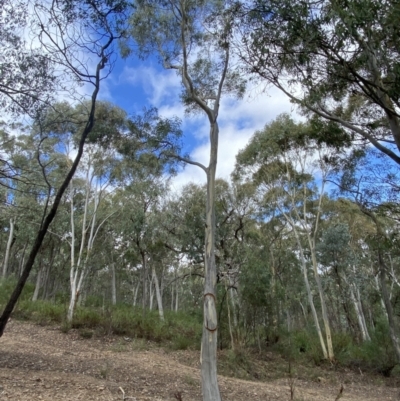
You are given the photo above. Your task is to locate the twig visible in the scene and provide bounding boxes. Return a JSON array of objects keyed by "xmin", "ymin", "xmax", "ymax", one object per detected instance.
[{"xmin": 119, "ymin": 387, "xmax": 136, "ymax": 400}]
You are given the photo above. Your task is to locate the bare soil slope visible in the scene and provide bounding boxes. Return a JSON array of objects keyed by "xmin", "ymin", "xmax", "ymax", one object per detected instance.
[{"xmin": 0, "ymin": 321, "xmax": 398, "ymax": 401}]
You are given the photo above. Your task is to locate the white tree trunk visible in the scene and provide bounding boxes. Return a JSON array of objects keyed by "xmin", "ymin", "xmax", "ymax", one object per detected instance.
[
  {"xmin": 2, "ymin": 218, "xmax": 15, "ymax": 278},
  {"xmin": 292, "ymin": 227, "xmax": 328, "ymax": 359},
  {"xmin": 133, "ymin": 282, "xmax": 139, "ymax": 306},
  {"xmin": 18, "ymin": 242, "xmax": 28, "ymax": 278},
  {"xmin": 171, "ymin": 284, "xmax": 174, "ymax": 311},
  {"xmin": 353, "ymin": 286, "xmax": 371, "ymax": 341},
  {"xmin": 111, "ymin": 263, "xmax": 117, "ymax": 305},
  {"xmin": 149, "ymin": 274, "xmax": 154, "ymax": 310},
  {"xmin": 343, "ymin": 271, "xmax": 371, "ymax": 342},
  {"xmin": 201, "ymin": 122, "xmax": 221, "ymax": 401},
  {"xmin": 175, "ymin": 277, "xmax": 179, "ymax": 312},
  {"xmin": 152, "ymin": 265, "xmax": 164, "ymax": 321},
  {"xmin": 32, "ymin": 267, "xmax": 42, "ymax": 301},
  {"xmin": 309, "ymin": 245, "xmax": 334, "ymax": 360}
]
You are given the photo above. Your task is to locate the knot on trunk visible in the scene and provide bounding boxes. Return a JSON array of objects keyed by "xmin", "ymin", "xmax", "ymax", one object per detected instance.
[{"xmin": 204, "ymin": 293, "xmax": 217, "ymax": 332}]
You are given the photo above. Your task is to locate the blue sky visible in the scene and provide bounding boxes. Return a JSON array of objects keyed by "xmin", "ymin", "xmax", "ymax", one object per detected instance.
[{"xmin": 97, "ymin": 54, "xmax": 297, "ymax": 190}]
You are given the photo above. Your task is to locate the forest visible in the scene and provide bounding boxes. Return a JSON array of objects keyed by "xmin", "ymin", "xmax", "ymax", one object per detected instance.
[{"xmin": 1, "ymin": 0, "xmax": 400, "ymax": 400}]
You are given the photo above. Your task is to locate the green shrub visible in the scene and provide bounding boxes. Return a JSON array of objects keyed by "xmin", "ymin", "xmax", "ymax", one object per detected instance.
[
  {"xmin": 339, "ymin": 323, "xmax": 396, "ymax": 373},
  {"xmin": 13, "ymin": 299, "xmax": 64, "ymax": 324},
  {"xmin": 72, "ymin": 307, "xmax": 102, "ymax": 328}
]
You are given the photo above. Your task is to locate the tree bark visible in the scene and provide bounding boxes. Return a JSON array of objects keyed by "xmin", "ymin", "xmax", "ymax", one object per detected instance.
[
  {"xmin": 2, "ymin": 218, "xmax": 15, "ymax": 278},
  {"xmin": 152, "ymin": 264, "xmax": 164, "ymax": 321},
  {"xmin": 32, "ymin": 265, "xmax": 43, "ymax": 301},
  {"xmin": 201, "ymin": 122, "xmax": 221, "ymax": 401},
  {"xmin": 294, "ymin": 230, "xmax": 328, "ymax": 359},
  {"xmin": 111, "ymin": 262, "xmax": 117, "ymax": 305},
  {"xmin": 141, "ymin": 252, "xmax": 147, "ymax": 316},
  {"xmin": 378, "ymin": 251, "xmax": 400, "ymax": 363},
  {"xmin": 309, "ymin": 245, "xmax": 334, "ymax": 360}
]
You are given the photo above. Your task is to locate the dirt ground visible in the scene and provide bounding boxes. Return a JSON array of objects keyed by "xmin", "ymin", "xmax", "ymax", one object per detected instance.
[{"xmin": 0, "ymin": 320, "xmax": 399, "ymax": 401}]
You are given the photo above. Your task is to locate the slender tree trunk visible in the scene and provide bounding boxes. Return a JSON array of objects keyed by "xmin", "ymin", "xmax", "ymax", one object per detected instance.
[
  {"xmin": 152, "ymin": 265, "xmax": 164, "ymax": 321},
  {"xmin": 149, "ymin": 274, "xmax": 154, "ymax": 310},
  {"xmin": 18, "ymin": 242, "xmax": 28, "ymax": 278},
  {"xmin": 2, "ymin": 218, "xmax": 15, "ymax": 278},
  {"xmin": 309, "ymin": 244, "xmax": 334, "ymax": 360},
  {"xmin": 352, "ymin": 286, "xmax": 371, "ymax": 341},
  {"xmin": 378, "ymin": 251, "xmax": 400, "ymax": 363},
  {"xmin": 230, "ymin": 286, "xmax": 238, "ymax": 327},
  {"xmin": 175, "ymin": 279, "xmax": 179, "ymax": 312},
  {"xmin": 111, "ymin": 262, "xmax": 117, "ymax": 305},
  {"xmin": 343, "ymin": 270, "xmax": 371, "ymax": 341},
  {"xmin": 141, "ymin": 252, "xmax": 147, "ymax": 316},
  {"xmin": 226, "ymin": 284, "xmax": 235, "ymax": 350},
  {"xmin": 293, "ymin": 228, "xmax": 328, "ymax": 359},
  {"xmin": 201, "ymin": 122, "xmax": 221, "ymax": 401},
  {"xmin": 133, "ymin": 282, "xmax": 139, "ymax": 307},
  {"xmin": 32, "ymin": 266, "xmax": 42, "ymax": 301}
]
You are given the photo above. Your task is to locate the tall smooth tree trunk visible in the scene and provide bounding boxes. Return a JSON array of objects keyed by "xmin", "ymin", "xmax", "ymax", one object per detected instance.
[
  {"xmin": 309, "ymin": 242, "xmax": 334, "ymax": 360},
  {"xmin": 32, "ymin": 266, "xmax": 43, "ymax": 301},
  {"xmin": 149, "ymin": 274, "xmax": 154, "ymax": 310},
  {"xmin": 230, "ymin": 287, "xmax": 238, "ymax": 327},
  {"xmin": 201, "ymin": 122, "xmax": 221, "ymax": 401},
  {"xmin": 141, "ymin": 252, "xmax": 147, "ymax": 316},
  {"xmin": 152, "ymin": 265, "xmax": 164, "ymax": 321},
  {"xmin": 133, "ymin": 282, "xmax": 139, "ymax": 306},
  {"xmin": 18, "ymin": 242, "xmax": 28, "ymax": 278},
  {"xmin": 2, "ymin": 218, "xmax": 15, "ymax": 278},
  {"xmin": 175, "ymin": 279, "xmax": 179, "ymax": 312},
  {"xmin": 171, "ymin": 284, "xmax": 174, "ymax": 311},
  {"xmin": 111, "ymin": 263, "xmax": 117, "ymax": 306},
  {"xmin": 343, "ymin": 271, "xmax": 371, "ymax": 342},
  {"xmin": 292, "ymin": 227, "xmax": 328, "ymax": 359},
  {"xmin": 378, "ymin": 251, "xmax": 400, "ymax": 363},
  {"xmin": 351, "ymin": 286, "xmax": 371, "ymax": 342}
]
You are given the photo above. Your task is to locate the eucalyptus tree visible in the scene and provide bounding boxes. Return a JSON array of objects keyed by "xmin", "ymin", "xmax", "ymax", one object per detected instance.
[
  {"xmin": 334, "ymin": 149, "xmax": 400, "ymax": 361},
  {"xmin": 1, "ymin": 127, "xmax": 70, "ymax": 278},
  {"xmin": 118, "ymin": 178, "xmax": 169, "ymax": 319},
  {"xmin": 0, "ymin": 0, "xmax": 56, "ymax": 116},
  {"xmin": 0, "ymin": 0, "xmax": 129, "ymax": 337},
  {"xmin": 234, "ymin": 114, "xmax": 348, "ymax": 360},
  {"xmin": 124, "ymin": 0, "xmax": 245, "ymax": 397},
  {"xmin": 239, "ymin": 0, "xmax": 400, "ymax": 166},
  {"xmin": 318, "ymin": 223, "xmax": 371, "ymax": 341}
]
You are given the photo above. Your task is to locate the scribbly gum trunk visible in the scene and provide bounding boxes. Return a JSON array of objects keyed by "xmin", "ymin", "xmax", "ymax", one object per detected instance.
[{"xmin": 201, "ymin": 123, "xmax": 221, "ymax": 401}]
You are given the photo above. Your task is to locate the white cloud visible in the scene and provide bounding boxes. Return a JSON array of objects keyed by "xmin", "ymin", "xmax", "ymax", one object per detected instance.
[
  {"xmin": 169, "ymin": 85, "xmax": 298, "ymax": 190},
  {"xmin": 121, "ymin": 65, "xmax": 182, "ymax": 108}
]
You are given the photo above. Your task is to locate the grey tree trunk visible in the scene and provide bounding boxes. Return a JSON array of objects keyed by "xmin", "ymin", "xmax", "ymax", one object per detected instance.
[
  {"xmin": 133, "ymin": 282, "xmax": 139, "ymax": 307},
  {"xmin": 111, "ymin": 263, "xmax": 117, "ymax": 305},
  {"xmin": 149, "ymin": 274, "xmax": 154, "ymax": 310},
  {"xmin": 152, "ymin": 265, "xmax": 164, "ymax": 321},
  {"xmin": 201, "ymin": 122, "xmax": 221, "ymax": 401},
  {"xmin": 2, "ymin": 218, "xmax": 15, "ymax": 278},
  {"xmin": 310, "ymin": 246, "xmax": 334, "ymax": 360},
  {"xmin": 378, "ymin": 251, "xmax": 400, "ymax": 363},
  {"xmin": 32, "ymin": 267, "xmax": 42, "ymax": 301},
  {"xmin": 175, "ymin": 279, "xmax": 179, "ymax": 312},
  {"xmin": 141, "ymin": 252, "xmax": 147, "ymax": 316},
  {"xmin": 295, "ymin": 232, "xmax": 328, "ymax": 359},
  {"xmin": 18, "ymin": 242, "xmax": 28, "ymax": 278}
]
